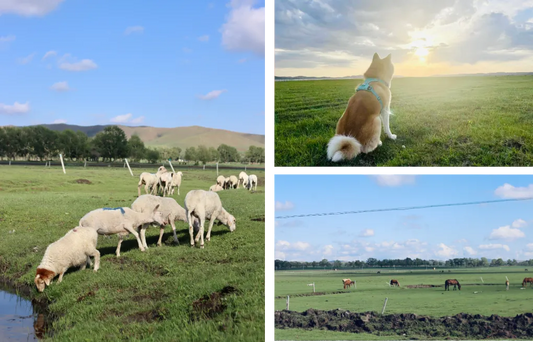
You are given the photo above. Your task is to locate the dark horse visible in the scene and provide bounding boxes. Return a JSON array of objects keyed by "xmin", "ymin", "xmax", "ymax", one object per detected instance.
[
  {"xmin": 522, "ymin": 278, "xmax": 533, "ymax": 287},
  {"xmin": 444, "ymin": 279, "xmax": 461, "ymax": 291},
  {"xmin": 390, "ymin": 279, "xmax": 400, "ymax": 287}
]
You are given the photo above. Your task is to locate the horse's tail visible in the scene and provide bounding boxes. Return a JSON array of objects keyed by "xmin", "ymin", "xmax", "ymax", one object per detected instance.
[{"xmin": 457, "ymin": 281, "xmax": 461, "ymax": 290}]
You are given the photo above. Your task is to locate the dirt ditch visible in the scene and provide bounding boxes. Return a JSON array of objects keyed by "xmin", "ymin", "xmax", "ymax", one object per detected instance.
[
  {"xmin": 405, "ymin": 283, "xmax": 508, "ymax": 288},
  {"xmin": 75, "ymin": 179, "xmax": 92, "ymax": 184},
  {"xmin": 190, "ymin": 286, "xmax": 239, "ymax": 321},
  {"xmin": 275, "ymin": 309, "xmax": 533, "ymax": 339}
]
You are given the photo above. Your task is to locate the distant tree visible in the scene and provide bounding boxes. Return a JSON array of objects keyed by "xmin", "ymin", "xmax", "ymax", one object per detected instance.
[
  {"xmin": 92, "ymin": 126, "xmax": 128, "ymax": 161},
  {"xmin": 208, "ymin": 147, "xmax": 219, "ymax": 162},
  {"xmin": 145, "ymin": 149, "xmax": 160, "ymax": 163},
  {"xmin": 127, "ymin": 134, "xmax": 146, "ymax": 162},
  {"xmin": 28, "ymin": 126, "xmax": 59, "ymax": 161},
  {"xmin": 196, "ymin": 145, "xmax": 210, "ymax": 164},
  {"xmin": 0, "ymin": 128, "xmax": 5, "ymax": 159},
  {"xmin": 245, "ymin": 145, "xmax": 265, "ymax": 163},
  {"xmin": 480, "ymin": 257, "xmax": 489, "ymax": 267},
  {"xmin": 217, "ymin": 144, "xmax": 239, "ymax": 163},
  {"xmin": 184, "ymin": 147, "xmax": 197, "ymax": 162},
  {"xmin": 319, "ymin": 259, "xmax": 331, "ymax": 268},
  {"xmin": 333, "ymin": 260, "xmax": 342, "ymax": 269}
]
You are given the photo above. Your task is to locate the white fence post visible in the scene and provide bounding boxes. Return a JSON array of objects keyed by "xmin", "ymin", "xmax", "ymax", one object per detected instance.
[
  {"xmin": 313, "ymin": 282, "xmax": 315, "ymax": 293},
  {"xmin": 168, "ymin": 160, "xmax": 176, "ymax": 173},
  {"xmin": 59, "ymin": 154, "xmax": 66, "ymax": 174},
  {"xmin": 354, "ymin": 280, "xmax": 357, "ymax": 289},
  {"xmin": 124, "ymin": 159, "xmax": 134, "ymax": 177},
  {"xmin": 216, "ymin": 162, "xmax": 219, "ymax": 176},
  {"xmin": 381, "ymin": 298, "xmax": 388, "ymax": 315},
  {"xmin": 203, "ymin": 165, "xmax": 205, "ymax": 170},
  {"xmin": 84, "ymin": 160, "xmax": 87, "ymax": 168},
  {"xmin": 480, "ymin": 277, "xmax": 484, "ymax": 283},
  {"xmin": 286, "ymin": 295, "xmax": 290, "ymax": 310},
  {"xmin": 9, "ymin": 160, "xmax": 11, "ymax": 166}
]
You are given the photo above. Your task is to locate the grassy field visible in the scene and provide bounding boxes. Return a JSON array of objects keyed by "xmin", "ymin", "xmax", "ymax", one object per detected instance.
[
  {"xmin": 0, "ymin": 166, "xmax": 265, "ymax": 341},
  {"xmin": 275, "ymin": 268, "xmax": 533, "ymax": 340},
  {"xmin": 275, "ymin": 76, "xmax": 533, "ymax": 166}
]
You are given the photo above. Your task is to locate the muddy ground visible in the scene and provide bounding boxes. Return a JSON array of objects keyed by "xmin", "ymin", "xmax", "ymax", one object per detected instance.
[{"xmin": 275, "ymin": 309, "xmax": 533, "ymax": 339}]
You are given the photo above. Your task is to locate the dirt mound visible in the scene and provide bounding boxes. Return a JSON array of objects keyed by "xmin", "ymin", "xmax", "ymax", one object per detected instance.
[
  {"xmin": 190, "ymin": 286, "xmax": 239, "ymax": 321},
  {"xmin": 275, "ymin": 309, "xmax": 533, "ymax": 339},
  {"xmin": 75, "ymin": 179, "xmax": 92, "ymax": 184}
]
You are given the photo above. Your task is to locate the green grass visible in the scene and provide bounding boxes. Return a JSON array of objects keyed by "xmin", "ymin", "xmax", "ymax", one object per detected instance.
[
  {"xmin": 275, "ymin": 268, "xmax": 533, "ymax": 316},
  {"xmin": 275, "ymin": 76, "xmax": 533, "ymax": 166},
  {"xmin": 0, "ymin": 166, "xmax": 264, "ymax": 341},
  {"xmin": 276, "ymin": 329, "xmax": 409, "ymax": 341}
]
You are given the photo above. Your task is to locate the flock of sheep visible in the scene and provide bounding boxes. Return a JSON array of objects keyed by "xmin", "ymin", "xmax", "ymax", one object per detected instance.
[
  {"xmin": 34, "ymin": 166, "xmax": 248, "ymax": 293},
  {"xmin": 210, "ymin": 171, "xmax": 258, "ymax": 192}
]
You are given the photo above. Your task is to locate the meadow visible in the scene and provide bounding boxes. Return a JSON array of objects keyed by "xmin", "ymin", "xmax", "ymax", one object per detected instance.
[
  {"xmin": 0, "ymin": 165, "xmax": 265, "ymax": 341},
  {"xmin": 275, "ymin": 267, "xmax": 533, "ymax": 340},
  {"xmin": 275, "ymin": 76, "xmax": 533, "ymax": 166}
]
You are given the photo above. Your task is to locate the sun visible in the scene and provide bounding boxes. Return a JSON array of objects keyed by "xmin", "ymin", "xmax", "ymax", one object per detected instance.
[
  {"xmin": 410, "ymin": 35, "xmax": 432, "ymax": 62},
  {"xmin": 415, "ymin": 47, "xmax": 429, "ymax": 58}
]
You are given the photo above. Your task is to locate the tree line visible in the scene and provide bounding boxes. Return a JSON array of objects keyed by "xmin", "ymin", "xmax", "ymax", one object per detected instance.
[
  {"xmin": 0, "ymin": 125, "xmax": 264, "ymax": 164},
  {"xmin": 275, "ymin": 257, "xmax": 533, "ymax": 270}
]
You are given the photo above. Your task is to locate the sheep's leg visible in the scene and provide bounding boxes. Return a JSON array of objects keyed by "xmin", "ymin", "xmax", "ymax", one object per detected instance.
[
  {"xmin": 116, "ymin": 234, "xmax": 124, "ymax": 257},
  {"xmin": 90, "ymin": 249, "xmax": 100, "ymax": 272},
  {"xmin": 138, "ymin": 182, "xmax": 143, "ymax": 196},
  {"xmin": 139, "ymin": 224, "xmax": 149, "ymax": 249},
  {"xmin": 80, "ymin": 260, "xmax": 87, "ymax": 270},
  {"xmin": 206, "ymin": 211, "xmax": 218, "ymax": 242},
  {"xmin": 170, "ymin": 220, "xmax": 179, "ymax": 245},
  {"xmin": 194, "ymin": 216, "xmax": 205, "ymax": 249},
  {"xmin": 123, "ymin": 224, "xmax": 145, "ymax": 252},
  {"xmin": 58, "ymin": 272, "xmax": 65, "ymax": 283},
  {"xmin": 157, "ymin": 225, "xmax": 165, "ymax": 246},
  {"xmin": 144, "ymin": 184, "xmax": 150, "ymax": 195},
  {"xmin": 187, "ymin": 210, "xmax": 196, "ymax": 247},
  {"xmin": 177, "ymin": 186, "xmax": 180, "ymax": 196}
]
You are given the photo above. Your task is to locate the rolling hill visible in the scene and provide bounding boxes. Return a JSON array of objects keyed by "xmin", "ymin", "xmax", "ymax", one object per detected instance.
[{"xmin": 38, "ymin": 124, "xmax": 264, "ymax": 152}]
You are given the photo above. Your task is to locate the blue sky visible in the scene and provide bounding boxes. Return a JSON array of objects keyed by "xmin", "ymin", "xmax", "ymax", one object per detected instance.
[
  {"xmin": 0, "ymin": 0, "xmax": 265, "ymax": 134},
  {"xmin": 275, "ymin": 175, "xmax": 533, "ymax": 262}
]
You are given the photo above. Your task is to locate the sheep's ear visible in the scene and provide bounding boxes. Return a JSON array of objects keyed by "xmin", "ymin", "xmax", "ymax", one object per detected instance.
[
  {"xmin": 372, "ymin": 53, "xmax": 380, "ymax": 61},
  {"xmin": 44, "ymin": 277, "xmax": 51, "ymax": 286},
  {"xmin": 153, "ymin": 204, "xmax": 160, "ymax": 212}
]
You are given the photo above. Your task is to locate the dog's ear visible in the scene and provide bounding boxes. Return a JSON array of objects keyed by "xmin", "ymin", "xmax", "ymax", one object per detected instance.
[
  {"xmin": 384, "ymin": 53, "xmax": 392, "ymax": 61},
  {"xmin": 372, "ymin": 52, "xmax": 380, "ymax": 61}
]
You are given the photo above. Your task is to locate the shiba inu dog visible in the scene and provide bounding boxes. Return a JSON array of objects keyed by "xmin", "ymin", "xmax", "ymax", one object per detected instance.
[{"xmin": 327, "ymin": 53, "xmax": 396, "ymax": 162}]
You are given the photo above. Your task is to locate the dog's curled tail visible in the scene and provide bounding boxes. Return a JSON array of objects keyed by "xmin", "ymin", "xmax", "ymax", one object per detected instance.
[{"xmin": 327, "ymin": 135, "xmax": 362, "ymax": 162}]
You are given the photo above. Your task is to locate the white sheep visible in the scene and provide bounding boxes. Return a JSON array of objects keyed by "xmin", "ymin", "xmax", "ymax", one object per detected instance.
[
  {"xmin": 184, "ymin": 190, "xmax": 236, "ymax": 248},
  {"xmin": 79, "ymin": 206, "xmax": 165, "ymax": 257},
  {"xmin": 151, "ymin": 166, "xmax": 169, "ymax": 196},
  {"xmin": 132, "ymin": 194, "xmax": 190, "ymax": 247},
  {"xmin": 34, "ymin": 227, "xmax": 100, "ymax": 292},
  {"xmin": 137, "ymin": 173, "xmax": 159, "ymax": 196},
  {"xmin": 216, "ymin": 175, "xmax": 226, "ymax": 188},
  {"xmin": 158, "ymin": 172, "xmax": 174, "ymax": 197},
  {"xmin": 223, "ymin": 177, "xmax": 231, "ymax": 189},
  {"xmin": 209, "ymin": 184, "xmax": 224, "ymax": 192},
  {"xmin": 228, "ymin": 175, "xmax": 238, "ymax": 189},
  {"xmin": 247, "ymin": 174, "xmax": 258, "ymax": 191},
  {"xmin": 169, "ymin": 171, "xmax": 183, "ymax": 196},
  {"xmin": 238, "ymin": 171, "xmax": 248, "ymax": 189}
]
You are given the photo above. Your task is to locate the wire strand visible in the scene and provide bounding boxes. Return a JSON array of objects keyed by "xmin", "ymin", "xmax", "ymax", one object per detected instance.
[{"xmin": 275, "ymin": 197, "xmax": 533, "ymax": 219}]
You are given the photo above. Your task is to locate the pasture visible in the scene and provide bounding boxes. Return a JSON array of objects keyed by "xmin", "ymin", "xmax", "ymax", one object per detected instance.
[
  {"xmin": 275, "ymin": 268, "xmax": 533, "ymax": 340},
  {"xmin": 0, "ymin": 166, "xmax": 265, "ymax": 341},
  {"xmin": 275, "ymin": 76, "xmax": 533, "ymax": 166}
]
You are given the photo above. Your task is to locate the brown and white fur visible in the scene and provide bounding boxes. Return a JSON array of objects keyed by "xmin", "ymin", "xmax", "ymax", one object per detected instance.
[{"xmin": 327, "ymin": 53, "xmax": 396, "ymax": 162}]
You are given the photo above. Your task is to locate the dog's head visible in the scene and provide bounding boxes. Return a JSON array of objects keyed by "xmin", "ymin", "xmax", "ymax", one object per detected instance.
[{"xmin": 365, "ymin": 53, "xmax": 394, "ymax": 85}]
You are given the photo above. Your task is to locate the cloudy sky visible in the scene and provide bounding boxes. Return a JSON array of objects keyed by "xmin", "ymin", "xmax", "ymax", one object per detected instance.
[
  {"xmin": 275, "ymin": 175, "xmax": 533, "ymax": 262},
  {"xmin": 275, "ymin": 0, "xmax": 533, "ymax": 77},
  {"xmin": 0, "ymin": 0, "xmax": 265, "ymax": 134}
]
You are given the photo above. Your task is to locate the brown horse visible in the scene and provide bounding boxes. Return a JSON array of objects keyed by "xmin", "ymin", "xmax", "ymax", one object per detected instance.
[
  {"xmin": 343, "ymin": 279, "xmax": 355, "ymax": 289},
  {"xmin": 444, "ymin": 279, "xmax": 461, "ymax": 291},
  {"xmin": 390, "ymin": 279, "xmax": 400, "ymax": 287},
  {"xmin": 522, "ymin": 278, "xmax": 533, "ymax": 287}
]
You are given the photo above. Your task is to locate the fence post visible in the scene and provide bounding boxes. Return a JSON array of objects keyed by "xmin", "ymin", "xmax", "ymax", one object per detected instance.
[
  {"xmin": 168, "ymin": 160, "xmax": 176, "ymax": 173},
  {"xmin": 480, "ymin": 277, "xmax": 484, "ymax": 283},
  {"xmin": 313, "ymin": 282, "xmax": 315, "ymax": 293},
  {"xmin": 286, "ymin": 295, "xmax": 290, "ymax": 310},
  {"xmin": 354, "ymin": 280, "xmax": 357, "ymax": 289},
  {"xmin": 59, "ymin": 154, "xmax": 66, "ymax": 174},
  {"xmin": 203, "ymin": 165, "xmax": 205, "ymax": 170},
  {"xmin": 216, "ymin": 162, "xmax": 218, "ymax": 176},
  {"xmin": 124, "ymin": 159, "xmax": 134, "ymax": 177},
  {"xmin": 84, "ymin": 160, "xmax": 87, "ymax": 168},
  {"xmin": 381, "ymin": 297, "xmax": 388, "ymax": 315},
  {"xmin": 9, "ymin": 160, "xmax": 11, "ymax": 166}
]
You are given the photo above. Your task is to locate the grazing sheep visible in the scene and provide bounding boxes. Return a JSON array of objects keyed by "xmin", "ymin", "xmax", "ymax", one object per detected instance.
[
  {"xmin": 169, "ymin": 171, "xmax": 183, "ymax": 196},
  {"xmin": 209, "ymin": 184, "xmax": 224, "ymax": 192},
  {"xmin": 35, "ymin": 227, "xmax": 100, "ymax": 292},
  {"xmin": 79, "ymin": 206, "xmax": 165, "ymax": 257},
  {"xmin": 247, "ymin": 174, "xmax": 258, "ymax": 191},
  {"xmin": 228, "ymin": 175, "xmax": 238, "ymax": 189},
  {"xmin": 151, "ymin": 166, "xmax": 170, "ymax": 196},
  {"xmin": 184, "ymin": 190, "xmax": 236, "ymax": 248},
  {"xmin": 132, "ymin": 194, "xmax": 193, "ymax": 247},
  {"xmin": 216, "ymin": 175, "xmax": 226, "ymax": 188},
  {"xmin": 223, "ymin": 177, "xmax": 231, "ymax": 189},
  {"xmin": 238, "ymin": 171, "xmax": 248, "ymax": 189},
  {"xmin": 137, "ymin": 172, "xmax": 159, "ymax": 196},
  {"xmin": 158, "ymin": 172, "xmax": 174, "ymax": 197}
]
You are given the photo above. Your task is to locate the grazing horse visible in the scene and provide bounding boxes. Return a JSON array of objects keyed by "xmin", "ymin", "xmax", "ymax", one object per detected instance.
[
  {"xmin": 390, "ymin": 279, "xmax": 400, "ymax": 287},
  {"xmin": 342, "ymin": 279, "xmax": 355, "ymax": 289},
  {"xmin": 522, "ymin": 278, "xmax": 533, "ymax": 287},
  {"xmin": 444, "ymin": 279, "xmax": 461, "ymax": 291}
]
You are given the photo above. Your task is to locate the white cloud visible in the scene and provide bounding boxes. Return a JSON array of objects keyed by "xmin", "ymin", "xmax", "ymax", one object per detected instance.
[
  {"xmin": 18, "ymin": 53, "xmax": 35, "ymax": 65},
  {"xmin": 275, "ymin": 240, "xmax": 311, "ymax": 260},
  {"xmin": 220, "ymin": 0, "xmax": 265, "ymax": 57},
  {"xmin": 0, "ymin": 35, "xmax": 15, "ymax": 42},
  {"xmin": 495, "ymin": 183, "xmax": 533, "ymax": 199},
  {"xmin": 0, "ymin": 101, "xmax": 30, "ymax": 114},
  {"xmin": 50, "ymin": 81, "xmax": 70, "ymax": 92},
  {"xmin": 464, "ymin": 246, "xmax": 477, "ymax": 255},
  {"xmin": 42, "ymin": 50, "xmax": 56, "ymax": 60},
  {"xmin": 198, "ymin": 35, "xmax": 209, "ymax": 42},
  {"xmin": 52, "ymin": 119, "xmax": 66, "ymax": 124},
  {"xmin": 371, "ymin": 175, "xmax": 416, "ymax": 187},
  {"xmin": 198, "ymin": 89, "xmax": 227, "ymax": 100},
  {"xmin": 435, "ymin": 243, "xmax": 458, "ymax": 258},
  {"xmin": 512, "ymin": 219, "xmax": 528, "ymax": 228},
  {"xmin": 489, "ymin": 225, "xmax": 526, "ymax": 241},
  {"xmin": 0, "ymin": 0, "xmax": 64, "ymax": 16},
  {"xmin": 479, "ymin": 244, "xmax": 510, "ymax": 252},
  {"xmin": 124, "ymin": 26, "xmax": 144, "ymax": 35},
  {"xmin": 110, "ymin": 113, "xmax": 144, "ymax": 124},
  {"xmin": 526, "ymin": 243, "xmax": 533, "ymax": 250},
  {"xmin": 322, "ymin": 244, "xmax": 334, "ymax": 256},
  {"xmin": 59, "ymin": 59, "xmax": 97, "ymax": 71},
  {"xmin": 275, "ymin": 201, "xmax": 294, "ymax": 211},
  {"xmin": 359, "ymin": 229, "xmax": 374, "ymax": 237},
  {"xmin": 130, "ymin": 116, "xmax": 145, "ymax": 124},
  {"xmin": 456, "ymin": 239, "xmax": 468, "ymax": 244}
]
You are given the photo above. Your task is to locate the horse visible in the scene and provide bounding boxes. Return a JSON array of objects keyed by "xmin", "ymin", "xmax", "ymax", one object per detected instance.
[
  {"xmin": 522, "ymin": 278, "xmax": 533, "ymax": 287},
  {"xmin": 444, "ymin": 279, "xmax": 461, "ymax": 291},
  {"xmin": 390, "ymin": 279, "xmax": 400, "ymax": 287},
  {"xmin": 506, "ymin": 280, "xmax": 509, "ymax": 291},
  {"xmin": 343, "ymin": 279, "xmax": 355, "ymax": 289}
]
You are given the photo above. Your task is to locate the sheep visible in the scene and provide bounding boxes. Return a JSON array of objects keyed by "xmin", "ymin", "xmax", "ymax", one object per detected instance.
[
  {"xmin": 228, "ymin": 175, "xmax": 238, "ymax": 189},
  {"xmin": 216, "ymin": 175, "xmax": 226, "ymax": 188},
  {"xmin": 34, "ymin": 227, "xmax": 100, "ymax": 292},
  {"xmin": 184, "ymin": 190, "xmax": 236, "ymax": 248},
  {"xmin": 223, "ymin": 177, "xmax": 231, "ymax": 189},
  {"xmin": 132, "ymin": 194, "xmax": 195, "ymax": 247},
  {"xmin": 247, "ymin": 174, "xmax": 258, "ymax": 191},
  {"xmin": 151, "ymin": 166, "xmax": 170, "ymax": 195},
  {"xmin": 137, "ymin": 173, "xmax": 159, "ymax": 196},
  {"xmin": 79, "ymin": 206, "xmax": 165, "ymax": 257},
  {"xmin": 169, "ymin": 171, "xmax": 183, "ymax": 196},
  {"xmin": 158, "ymin": 172, "xmax": 174, "ymax": 197},
  {"xmin": 238, "ymin": 171, "xmax": 248, "ymax": 189},
  {"xmin": 209, "ymin": 184, "xmax": 224, "ymax": 192}
]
